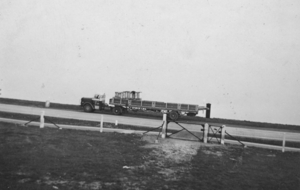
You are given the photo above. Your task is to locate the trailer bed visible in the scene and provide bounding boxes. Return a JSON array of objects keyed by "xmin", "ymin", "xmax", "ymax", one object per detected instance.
[{"xmin": 109, "ymin": 98, "xmax": 204, "ymax": 112}]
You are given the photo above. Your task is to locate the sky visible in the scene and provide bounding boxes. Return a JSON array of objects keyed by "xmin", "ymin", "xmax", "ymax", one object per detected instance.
[{"xmin": 1, "ymin": 0, "xmax": 300, "ymax": 125}]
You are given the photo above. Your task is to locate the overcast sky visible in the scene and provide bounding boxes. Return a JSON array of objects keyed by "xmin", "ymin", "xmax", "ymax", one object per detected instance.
[{"xmin": 1, "ymin": 0, "xmax": 300, "ymax": 125}]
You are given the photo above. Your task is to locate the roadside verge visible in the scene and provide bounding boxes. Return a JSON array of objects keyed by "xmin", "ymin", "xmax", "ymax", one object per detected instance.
[{"xmin": 1, "ymin": 117, "xmax": 300, "ymax": 152}]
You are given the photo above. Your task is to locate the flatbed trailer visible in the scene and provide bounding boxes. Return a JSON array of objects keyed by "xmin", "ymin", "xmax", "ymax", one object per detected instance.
[{"xmin": 81, "ymin": 91, "xmax": 209, "ymax": 120}]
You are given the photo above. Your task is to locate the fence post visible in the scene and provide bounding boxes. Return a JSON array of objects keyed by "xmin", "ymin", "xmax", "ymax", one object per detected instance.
[
  {"xmin": 282, "ymin": 132, "xmax": 286, "ymax": 153},
  {"xmin": 203, "ymin": 123, "xmax": 209, "ymax": 143},
  {"xmin": 100, "ymin": 115, "xmax": 103, "ymax": 133},
  {"xmin": 162, "ymin": 113, "xmax": 167, "ymax": 139},
  {"xmin": 115, "ymin": 120, "xmax": 118, "ymax": 126},
  {"xmin": 221, "ymin": 125, "xmax": 226, "ymax": 145},
  {"xmin": 40, "ymin": 111, "xmax": 45, "ymax": 128}
]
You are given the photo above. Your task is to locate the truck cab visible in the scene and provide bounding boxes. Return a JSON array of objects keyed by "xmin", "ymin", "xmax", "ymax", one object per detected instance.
[{"xmin": 81, "ymin": 93, "xmax": 108, "ymax": 112}]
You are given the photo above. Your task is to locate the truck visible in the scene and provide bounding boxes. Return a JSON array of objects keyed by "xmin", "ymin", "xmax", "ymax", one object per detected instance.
[{"xmin": 80, "ymin": 91, "xmax": 209, "ymax": 120}]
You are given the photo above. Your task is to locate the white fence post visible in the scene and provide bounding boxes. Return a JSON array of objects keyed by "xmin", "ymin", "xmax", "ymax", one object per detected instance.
[
  {"xmin": 40, "ymin": 111, "xmax": 45, "ymax": 128},
  {"xmin": 221, "ymin": 125, "xmax": 226, "ymax": 145},
  {"xmin": 115, "ymin": 120, "xmax": 118, "ymax": 126},
  {"xmin": 282, "ymin": 132, "xmax": 286, "ymax": 152},
  {"xmin": 162, "ymin": 113, "xmax": 167, "ymax": 139},
  {"xmin": 203, "ymin": 123, "xmax": 209, "ymax": 143},
  {"xmin": 100, "ymin": 115, "xmax": 103, "ymax": 133}
]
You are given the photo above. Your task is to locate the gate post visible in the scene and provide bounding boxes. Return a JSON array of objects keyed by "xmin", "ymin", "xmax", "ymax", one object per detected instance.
[
  {"xmin": 162, "ymin": 113, "xmax": 167, "ymax": 139},
  {"xmin": 203, "ymin": 123, "xmax": 209, "ymax": 143},
  {"xmin": 40, "ymin": 111, "xmax": 45, "ymax": 129},
  {"xmin": 221, "ymin": 125, "xmax": 226, "ymax": 145}
]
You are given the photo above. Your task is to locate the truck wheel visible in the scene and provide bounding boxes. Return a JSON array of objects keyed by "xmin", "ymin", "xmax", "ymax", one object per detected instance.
[
  {"xmin": 113, "ymin": 107, "xmax": 122, "ymax": 115},
  {"xmin": 168, "ymin": 111, "xmax": 179, "ymax": 121},
  {"xmin": 84, "ymin": 104, "xmax": 94, "ymax": 112}
]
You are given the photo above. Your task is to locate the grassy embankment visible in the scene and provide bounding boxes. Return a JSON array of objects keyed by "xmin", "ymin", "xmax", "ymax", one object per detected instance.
[{"xmin": 1, "ymin": 97, "xmax": 300, "ymax": 132}]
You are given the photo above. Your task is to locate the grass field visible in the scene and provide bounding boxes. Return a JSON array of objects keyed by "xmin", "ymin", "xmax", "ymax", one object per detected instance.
[{"xmin": 1, "ymin": 121, "xmax": 300, "ymax": 190}]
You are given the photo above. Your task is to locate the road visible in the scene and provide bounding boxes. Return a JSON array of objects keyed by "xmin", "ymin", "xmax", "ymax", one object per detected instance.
[{"xmin": 1, "ymin": 103, "xmax": 300, "ymax": 142}]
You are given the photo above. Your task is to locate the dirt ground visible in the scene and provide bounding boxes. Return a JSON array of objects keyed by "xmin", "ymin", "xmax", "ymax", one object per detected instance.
[{"xmin": 0, "ymin": 122, "xmax": 300, "ymax": 190}]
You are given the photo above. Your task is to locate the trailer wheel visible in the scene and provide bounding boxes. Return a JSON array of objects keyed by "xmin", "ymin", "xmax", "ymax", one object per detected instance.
[
  {"xmin": 187, "ymin": 113, "xmax": 196, "ymax": 117},
  {"xmin": 168, "ymin": 111, "xmax": 179, "ymax": 121},
  {"xmin": 113, "ymin": 107, "xmax": 122, "ymax": 115},
  {"xmin": 83, "ymin": 104, "xmax": 94, "ymax": 112},
  {"xmin": 122, "ymin": 107, "xmax": 128, "ymax": 113}
]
